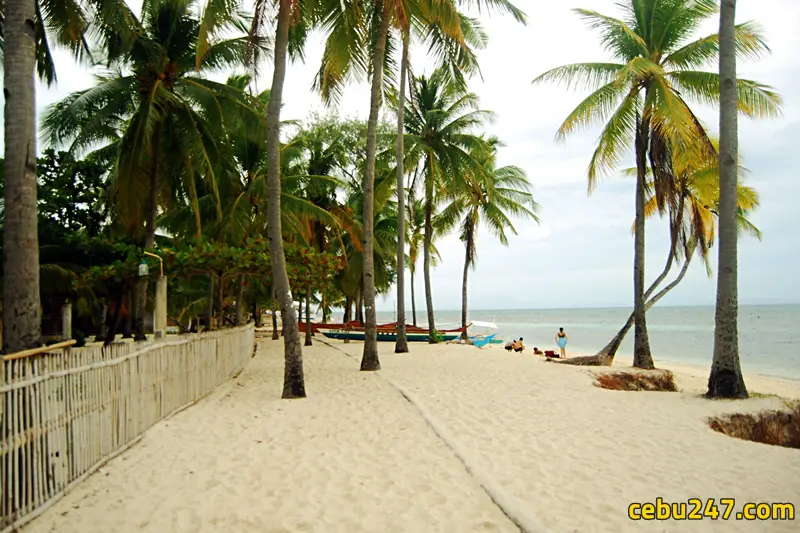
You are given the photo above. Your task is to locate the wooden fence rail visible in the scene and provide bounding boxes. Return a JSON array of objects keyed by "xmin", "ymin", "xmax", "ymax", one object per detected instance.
[{"xmin": 0, "ymin": 325, "xmax": 255, "ymax": 532}]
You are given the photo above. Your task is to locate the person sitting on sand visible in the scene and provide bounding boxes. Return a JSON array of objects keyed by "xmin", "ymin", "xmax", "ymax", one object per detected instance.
[
  {"xmin": 513, "ymin": 337, "xmax": 525, "ymax": 353},
  {"xmin": 505, "ymin": 339, "xmax": 516, "ymax": 351},
  {"xmin": 533, "ymin": 347, "xmax": 544, "ymax": 355},
  {"xmin": 555, "ymin": 327, "xmax": 568, "ymax": 358}
]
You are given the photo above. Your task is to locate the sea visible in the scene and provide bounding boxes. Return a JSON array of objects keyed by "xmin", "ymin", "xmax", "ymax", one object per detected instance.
[{"xmin": 374, "ymin": 305, "xmax": 800, "ymax": 380}]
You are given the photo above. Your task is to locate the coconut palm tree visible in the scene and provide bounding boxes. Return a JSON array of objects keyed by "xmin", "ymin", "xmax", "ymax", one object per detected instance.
[
  {"xmin": 709, "ymin": 0, "xmax": 748, "ymax": 398},
  {"xmin": 42, "ymin": 0, "xmax": 265, "ymax": 341},
  {"xmin": 532, "ymin": 0, "xmax": 780, "ymax": 368},
  {"xmin": 562, "ymin": 138, "xmax": 762, "ymax": 367},
  {"xmin": 404, "ymin": 67, "xmax": 492, "ymax": 341},
  {"xmin": 2, "ymin": 0, "xmax": 42, "ymax": 352},
  {"xmin": 438, "ymin": 136, "xmax": 539, "ymax": 338}
]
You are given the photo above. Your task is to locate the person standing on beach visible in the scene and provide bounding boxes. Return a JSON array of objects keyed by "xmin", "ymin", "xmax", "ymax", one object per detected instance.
[{"xmin": 555, "ymin": 328, "xmax": 568, "ymax": 358}]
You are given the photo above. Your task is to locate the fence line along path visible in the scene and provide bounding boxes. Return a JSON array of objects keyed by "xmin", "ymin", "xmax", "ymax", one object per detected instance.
[{"xmin": 1, "ymin": 325, "xmax": 255, "ymax": 532}]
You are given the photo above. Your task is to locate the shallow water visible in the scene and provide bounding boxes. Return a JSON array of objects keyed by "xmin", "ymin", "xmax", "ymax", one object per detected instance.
[{"xmin": 376, "ymin": 304, "xmax": 800, "ymax": 379}]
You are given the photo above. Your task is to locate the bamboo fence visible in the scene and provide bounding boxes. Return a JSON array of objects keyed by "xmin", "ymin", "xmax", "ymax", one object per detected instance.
[{"xmin": 0, "ymin": 325, "xmax": 255, "ymax": 532}]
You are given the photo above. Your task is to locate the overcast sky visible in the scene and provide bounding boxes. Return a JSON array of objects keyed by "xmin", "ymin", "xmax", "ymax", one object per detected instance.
[{"xmin": 16, "ymin": 0, "xmax": 800, "ymax": 311}]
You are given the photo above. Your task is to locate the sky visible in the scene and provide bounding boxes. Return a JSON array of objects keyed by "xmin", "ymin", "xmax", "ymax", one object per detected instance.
[{"xmin": 10, "ymin": 0, "xmax": 800, "ymax": 311}]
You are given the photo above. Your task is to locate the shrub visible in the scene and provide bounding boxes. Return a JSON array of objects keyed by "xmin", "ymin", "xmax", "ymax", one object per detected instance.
[
  {"xmin": 708, "ymin": 402, "xmax": 800, "ymax": 449},
  {"xmin": 594, "ymin": 370, "xmax": 678, "ymax": 392}
]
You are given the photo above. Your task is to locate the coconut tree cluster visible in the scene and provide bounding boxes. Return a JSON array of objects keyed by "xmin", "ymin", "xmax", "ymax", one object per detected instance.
[
  {"xmin": 1, "ymin": 0, "xmax": 781, "ymax": 402},
  {"xmin": 1, "ymin": 0, "xmax": 542, "ymax": 398},
  {"xmin": 533, "ymin": 0, "xmax": 781, "ymax": 397}
]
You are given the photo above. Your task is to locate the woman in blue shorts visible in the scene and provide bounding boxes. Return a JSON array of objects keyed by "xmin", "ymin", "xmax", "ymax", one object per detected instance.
[{"xmin": 555, "ymin": 327, "xmax": 568, "ymax": 358}]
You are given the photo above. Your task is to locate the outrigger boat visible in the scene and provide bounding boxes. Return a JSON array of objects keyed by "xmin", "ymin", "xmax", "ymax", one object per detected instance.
[{"xmin": 315, "ymin": 322, "xmax": 468, "ymax": 342}]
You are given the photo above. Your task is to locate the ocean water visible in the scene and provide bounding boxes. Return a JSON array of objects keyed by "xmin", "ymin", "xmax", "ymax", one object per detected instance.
[{"xmin": 375, "ymin": 305, "xmax": 800, "ymax": 380}]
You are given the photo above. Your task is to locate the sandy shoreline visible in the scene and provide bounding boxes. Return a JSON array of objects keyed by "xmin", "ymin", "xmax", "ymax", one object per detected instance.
[{"xmin": 23, "ymin": 338, "xmax": 799, "ymax": 533}]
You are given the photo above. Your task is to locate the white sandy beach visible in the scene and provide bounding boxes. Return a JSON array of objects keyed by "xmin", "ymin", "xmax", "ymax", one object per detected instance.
[{"xmin": 22, "ymin": 338, "xmax": 800, "ymax": 533}]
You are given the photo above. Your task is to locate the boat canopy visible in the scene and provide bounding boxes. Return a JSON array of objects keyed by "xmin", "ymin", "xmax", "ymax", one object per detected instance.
[{"xmin": 469, "ymin": 320, "xmax": 498, "ymax": 330}]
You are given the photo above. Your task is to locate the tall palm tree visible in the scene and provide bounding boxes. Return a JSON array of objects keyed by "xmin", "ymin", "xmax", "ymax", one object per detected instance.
[
  {"xmin": 709, "ymin": 0, "xmax": 747, "ymax": 398},
  {"xmin": 404, "ymin": 67, "xmax": 492, "ymax": 341},
  {"xmin": 439, "ymin": 136, "xmax": 539, "ymax": 338},
  {"xmin": 405, "ymin": 194, "xmax": 440, "ymax": 327},
  {"xmin": 571, "ymin": 142, "xmax": 762, "ymax": 367},
  {"xmin": 532, "ymin": 0, "xmax": 779, "ymax": 368},
  {"xmin": 250, "ymin": 0, "xmax": 313, "ymax": 396},
  {"xmin": 2, "ymin": 0, "xmax": 42, "ymax": 352}
]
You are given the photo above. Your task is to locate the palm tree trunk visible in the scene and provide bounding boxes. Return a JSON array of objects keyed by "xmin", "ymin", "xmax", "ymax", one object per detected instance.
[
  {"xmin": 267, "ymin": 0, "xmax": 305, "ymax": 398},
  {"xmin": 304, "ymin": 292, "xmax": 312, "ymax": 346},
  {"xmin": 272, "ymin": 287, "xmax": 280, "ymax": 340},
  {"xmin": 94, "ymin": 304, "xmax": 108, "ymax": 342},
  {"xmin": 565, "ymin": 247, "xmax": 697, "ymax": 367},
  {"xmin": 343, "ymin": 296, "xmax": 351, "ymax": 323},
  {"xmin": 217, "ymin": 273, "xmax": 225, "ymax": 326},
  {"xmin": 134, "ymin": 156, "xmax": 159, "ymax": 342},
  {"xmin": 410, "ymin": 268, "xmax": 417, "ymax": 327},
  {"xmin": 122, "ymin": 288, "xmax": 134, "ymax": 338},
  {"xmin": 235, "ymin": 275, "xmax": 244, "ymax": 326},
  {"xmin": 632, "ymin": 112, "xmax": 654, "ymax": 369},
  {"xmin": 206, "ymin": 274, "xmax": 214, "ymax": 331},
  {"xmin": 2, "ymin": 0, "xmax": 41, "ymax": 352},
  {"xmin": 394, "ymin": 31, "xmax": 410, "ymax": 354},
  {"xmin": 105, "ymin": 291, "xmax": 126, "ymax": 345},
  {"xmin": 423, "ymin": 151, "xmax": 437, "ymax": 342},
  {"xmin": 460, "ymin": 241, "xmax": 470, "ymax": 341},
  {"xmin": 709, "ymin": 0, "xmax": 747, "ymax": 399},
  {"xmin": 360, "ymin": 0, "xmax": 390, "ymax": 371},
  {"xmin": 298, "ymin": 298, "xmax": 303, "ymax": 328}
]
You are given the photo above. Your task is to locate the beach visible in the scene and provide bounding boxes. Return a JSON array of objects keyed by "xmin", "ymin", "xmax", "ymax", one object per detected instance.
[{"xmin": 23, "ymin": 338, "xmax": 800, "ymax": 533}]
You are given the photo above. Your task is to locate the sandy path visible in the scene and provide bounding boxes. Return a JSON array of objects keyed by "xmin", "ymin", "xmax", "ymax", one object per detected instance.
[
  {"xmin": 335, "ymin": 341, "xmax": 800, "ymax": 533},
  {"xmin": 23, "ymin": 340, "xmax": 517, "ymax": 533}
]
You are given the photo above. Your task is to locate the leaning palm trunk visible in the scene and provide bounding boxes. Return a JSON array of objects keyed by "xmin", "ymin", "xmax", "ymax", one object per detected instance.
[
  {"xmin": 709, "ymin": 0, "xmax": 748, "ymax": 398},
  {"xmin": 632, "ymin": 113, "xmax": 654, "ymax": 369},
  {"xmin": 134, "ymin": 156, "xmax": 159, "ymax": 341},
  {"xmin": 562, "ymin": 245, "xmax": 695, "ymax": 366},
  {"xmin": 394, "ymin": 32, "xmax": 410, "ymax": 354},
  {"xmin": 423, "ymin": 151, "xmax": 437, "ymax": 342},
  {"xmin": 267, "ymin": 0, "xmax": 305, "ymax": 398},
  {"xmin": 2, "ymin": 0, "xmax": 42, "ymax": 352},
  {"xmin": 359, "ymin": 2, "xmax": 390, "ymax": 371}
]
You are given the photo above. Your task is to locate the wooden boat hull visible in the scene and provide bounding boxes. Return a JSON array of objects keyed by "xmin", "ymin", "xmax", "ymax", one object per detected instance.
[{"xmin": 317, "ymin": 327, "xmax": 461, "ymax": 342}]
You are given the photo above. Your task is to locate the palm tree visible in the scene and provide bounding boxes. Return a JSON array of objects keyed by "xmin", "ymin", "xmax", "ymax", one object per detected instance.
[
  {"xmin": 405, "ymin": 194, "xmax": 440, "ymax": 327},
  {"xmin": 561, "ymin": 138, "xmax": 762, "ymax": 367},
  {"xmin": 532, "ymin": 0, "xmax": 780, "ymax": 368},
  {"xmin": 249, "ymin": 0, "xmax": 312, "ymax": 396},
  {"xmin": 404, "ymin": 67, "xmax": 492, "ymax": 341},
  {"xmin": 709, "ymin": 0, "xmax": 747, "ymax": 398},
  {"xmin": 439, "ymin": 137, "xmax": 539, "ymax": 338},
  {"xmin": 2, "ymin": 0, "xmax": 42, "ymax": 352},
  {"xmin": 43, "ymin": 0, "xmax": 263, "ymax": 340}
]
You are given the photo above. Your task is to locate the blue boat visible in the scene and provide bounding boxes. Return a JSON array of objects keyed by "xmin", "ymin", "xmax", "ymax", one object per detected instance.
[{"xmin": 470, "ymin": 333, "xmax": 497, "ymax": 348}]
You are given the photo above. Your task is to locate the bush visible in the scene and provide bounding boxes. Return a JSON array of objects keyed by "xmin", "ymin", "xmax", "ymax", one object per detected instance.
[
  {"xmin": 594, "ymin": 370, "xmax": 678, "ymax": 392},
  {"xmin": 708, "ymin": 402, "xmax": 800, "ymax": 449}
]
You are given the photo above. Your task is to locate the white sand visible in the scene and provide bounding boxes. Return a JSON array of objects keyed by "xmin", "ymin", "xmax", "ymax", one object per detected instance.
[
  {"xmin": 23, "ymin": 338, "xmax": 800, "ymax": 533},
  {"xmin": 334, "ymin": 341, "xmax": 799, "ymax": 533},
  {"xmin": 23, "ymin": 340, "xmax": 516, "ymax": 533}
]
